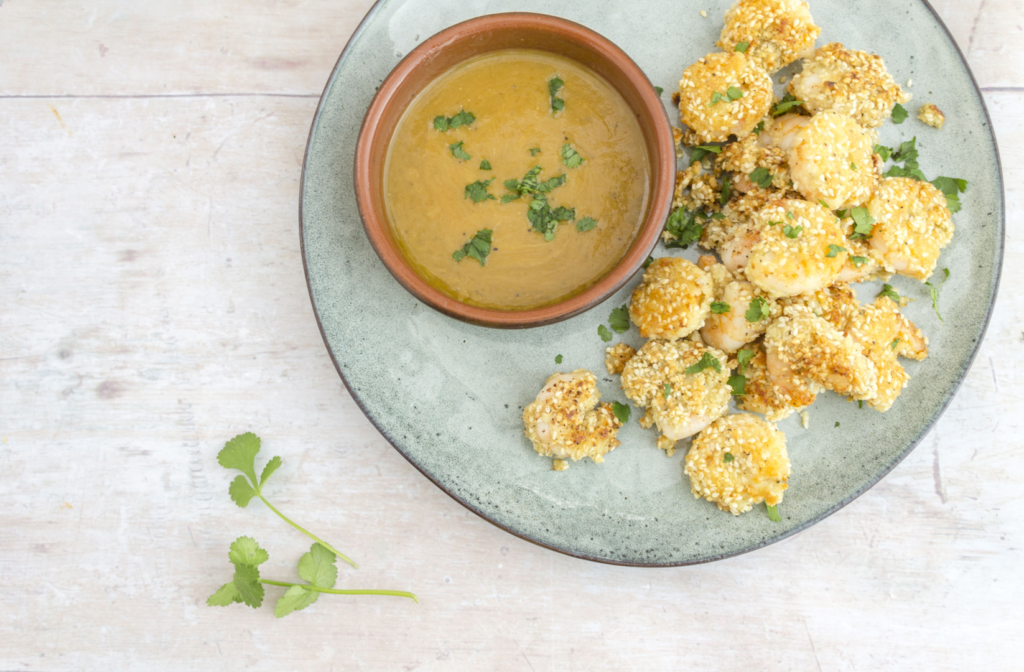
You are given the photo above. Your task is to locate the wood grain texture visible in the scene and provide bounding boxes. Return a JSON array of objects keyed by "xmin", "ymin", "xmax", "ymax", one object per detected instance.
[{"xmin": 1, "ymin": 1, "xmax": 1022, "ymax": 670}]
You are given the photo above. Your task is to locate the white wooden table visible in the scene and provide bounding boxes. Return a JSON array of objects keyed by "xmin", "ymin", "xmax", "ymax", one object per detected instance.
[{"xmin": 2, "ymin": 1, "xmax": 1022, "ymax": 669}]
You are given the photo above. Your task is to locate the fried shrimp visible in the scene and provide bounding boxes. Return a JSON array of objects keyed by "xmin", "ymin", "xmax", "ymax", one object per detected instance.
[
  {"xmin": 698, "ymin": 258, "xmax": 777, "ymax": 352},
  {"xmin": 845, "ymin": 298, "xmax": 928, "ymax": 411},
  {"xmin": 678, "ymin": 52, "xmax": 774, "ymax": 143},
  {"xmin": 522, "ymin": 370, "xmax": 622, "ymax": 465},
  {"xmin": 723, "ymin": 199, "xmax": 848, "ymax": 298},
  {"xmin": 718, "ymin": 0, "xmax": 820, "ymax": 73},
  {"xmin": 765, "ymin": 305, "xmax": 878, "ymax": 402},
  {"xmin": 734, "ymin": 340, "xmax": 806, "ymax": 420},
  {"xmin": 684, "ymin": 413, "xmax": 791, "ymax": 515},
  {"xmin": 788, "ymin": 43, "xmax": 911, "ymax": 129},
  {"xmin": 621, "ymin": 340, "xmax": 732, "ymax": 454},
  {"xmin": 866, "ymin": 177, "xmax": 954, "ymax": 281},
  {"xmin": 629, "ymin": 257, "xmax": 714, "ymax": 340}
]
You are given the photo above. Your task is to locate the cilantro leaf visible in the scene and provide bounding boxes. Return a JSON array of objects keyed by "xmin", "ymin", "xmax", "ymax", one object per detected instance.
[
  {"xmin": 737, "ymin": 348, "xmax": 755, "ymax": 372},
  {"xmin": 434, "ymin": 109, "xmax": 475, "ymax": 131},
  {"xmin": 750, "ymin": 166, "xmax": 772, "ymax": 188},
  {"xmin": 753, "ymin": 120, "xmax": 765, "ymax": 135},
  {"xmin": 878, "ymin": 284, "xmax": 901, "ymax": 304},
  {"xmin": 609, "ymin": 306, "xmax": 630, "ymax": 333},
  {"xmin": 892, "ymin": 103, "xmax": 909, "ymax": 124},
  {"xmin": 925, "ymin": 268, "xmax": 950, "ymax": 322},
  {"xmin": 932, "ymin": 176, "xmax": 968, "ymax": 213},
  {"xmin": 298, "ymin": 543, "xmax": 338, "ymax": 590},
  {"xmin": 709, "ymin": 91, "xmax": 724, "ymax": 106},
  {"xmin": 464, "ymin": 178, "xmax": 496, "ymax": 203},
  {"xmin": 734, "ymin": 41, "xmax": 749, "ymax": 52},
  {"xmin": 874, "ymin": 144, "xmax": 893, "ymax": 161},
  {"xmin": 548, "ymin": 77, "xmax": 565, "ymax": 113},
  {"xmin": 433, "ymin": 116, "xmax": 449, "ymax": 132},
  {"xmin": 728, "ymin": 375, "xmax": 746, "ymax": 396},
  {"xmin": 849, "ymin": 207, "xmax": 875, "ymax": 239},
  {"xmin": 772, "ymin": 93, "xmax": 803, "ymax": 117},
  {"xmin": 726, "ymin": 86, "xmax": 744, "ymax": 101},
  {"xmin": 685, "ymin": 352, "xmax": 722, "ymax": 375},
  {"xmin": 766, "ymin": 504, "xmax": 782, "ymax": 522},
  {"xmin": 561, "ymin": 143, "xmax": 585, "ymax": 169},
  {"xmin": 232, "ymin": 562, "xmax": 265, "ymax": 608},
  {"xmin": 452, "ymin": 229, "xmax": 492, "ymax": 266},
  {"xmin": 207, "ymin": 581, "xmax": 244, "ymax": 607},
  {"xmin": 449, "ymin": 141, "xmax": 471, "ymax": 161},
  {"xmin": 229, "ymin": 536, "xmax": 269, "ymax": 567},
  {"xmin": 745, "ymin": 297, "xmax": 770, "ymax": 323},
  {"xmin": 576, "ymin": 216, "xmax": 598, "ymax": 232},
  {"xmin": 529, "ymin": 147, "xmax": 541, "ymax": 156},
  {"xmin": 643, "ymin": 256, "xmax": 654, "ymax": 269},
  {"xmin": 690, "ymin": 144, "xmax": 722, "ymax": 165},
  {"xmin": 598, "ymin": 325, "xmax": 613, "ymax": 342},
  {"xmin": 218, "ymin": 432, "xmax": 262, "ymax": 488},
  {"xmin": 720, "ymin": 174, "xmax": 733, "ymax": 205},
  {"xmin": 655, "ymin": 86, "xmax": 664, "ymax": 96},
  {"xmin": 274, "ymin": 585, "xmax": 318, "ymax": 619},
  {"xmin": 711, "ymin": 301, "xmax": 731, "ymax": 314},
  {"xmin": 612, "ymin": 402, "xmax": 631, "ymax": 424},
  {"xmin": 891, "ymin": 338, "xmax": 901, "ymax": 351},
  {"xmin": 850, "ymin": 256, "xmax": 870, "ymax": 268},
  {"xmin": 259, "ymin": 455, "xmax": 282, "ymax": 488},
  {"xmin": 664, "ymin": 383, "xmax": 672, "ymax": 399},
  {"xmin": 783, "ymin": 224, "xmax": 803, "ymax": 239},
  {"xmin": 228, "ymin": 475, "xmax": 258, "ymax": 507},
  {"xmin": 664, "ymin": 208, "xmax": 703, "ymax": 249},
  {"xmin": 479, "ymin": 159, "xmax": 491, "ymax": 171},
  {"xmin": 723, "ymin": 452, "xmax": 736, "ymax": 463},
  {"xmin": 555, "ymin": 355, "xmax": 563, "ymax": 364},
  {"xmin": 826, "ymin": 244, "xmax": 847, "ymax": 258}
]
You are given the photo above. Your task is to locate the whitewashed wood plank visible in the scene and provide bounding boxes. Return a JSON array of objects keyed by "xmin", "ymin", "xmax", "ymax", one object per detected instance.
[{"xmin": 934, "ymin": 0, "xmax": 1024, "ymax": 90}]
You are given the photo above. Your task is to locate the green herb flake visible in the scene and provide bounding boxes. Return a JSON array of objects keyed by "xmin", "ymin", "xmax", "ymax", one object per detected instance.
[
  {"xmin": 849, "ymin": 206, "xmax": 876, "ymax": 239},
  {"xmin": 576, "ymin": 216, "xmax": 598, "ymax": 233},
  {"xmin": 663, "ymin": 383, "xmax": 672, "ymax": 399},
  {"xmin": 783, "ymin": 224, "xmax": 803, "ymax": 239},
  {"xmin": 720, "ymin": 174, "xmax": 733, "ymax": 205},
  {"xmin": 726, "ymin": 86, "xmax": 744, "ymax": 101},
  {"xmin": 449, "ymin": 141, "xmax": 471, "ymax": 161},
  {"xmin": 767, "ymin": 220, "xmax": 782, "ymax": 227},
  {"xmin": 479, "ymin": 159, "xmax": 492, "ymax": 170},
  {"xmin": 766, "ymin": 504, "xmax": 782, "ymax": 522},
  {"xmin": 723, "ymin": 452, "xmax": 736, "ymax": 463},
  {"xmin": 859, "ymin": 400, "xmax": 864, "ymax": 409},
  {"xmin": 745, "ymin": 297, "xmax": 771, "ymax": 323},
  {"xmin": 664, "ymin": 208, "xmax": 703, "ymax": 249},
  {"xmin": 734, "ymin": 41, "xmax": 750, "ymax": 53},
  {"xmin": 690, "ymin": 144, "xmax": 723, "ymax": 165},
  {"xmin": 529, "ymin": 147, "xmax": 541, "ymax": 157},
  {"xmin": 892, "ymin": 103, "xmax": 909, "ymax": 124},
  {"xmin": 708, "ymin": 91, "xmax": 724, "ymax": 106},
  {"xmin": 555, "ymin": 354, "xmax": 563, "ymax": 364},
  {"xmin": 612, "ymin": 401, "xmax": 631, "ymax": 424},
  {"xmin": 561, "ymin": 143, "xmax": 585, "ymax": 169},
  {"xmin": 548, "ymin": 77, "xmax": 565, "ymax": 113},
  {"xmin": 685, "ymin": 352, "xmax": 723, "ymax": 375},
  {"xmin": 750, "ymin": 166, "xmax": 773, "ymax": 189},
  {"xmin": 835, "ymin": 421, "xmax": 840, "ymax": 428},
  {"xmin": 772, "ymin": 93, "xmax": 803, "ymax": 117},
  {"xmin": 786, "ymin": 211, "xmax": 794, "ymax": 219},
  {"xmin": 753, "ymin": 120, "xmax": 765, "ymax": 135},
  {"xmin": 598, "ymin": 325, "xmax": 613, "ymax": 343},
  {"xmin": 826, "ymin": 244, "xmax": 848, "ymax": 258},
  {"xmin": 925, "ymin": 268, "xmax": 950, "ymax": 322},
  {"xmin": 891, "ymin": 338, "xmax": 901, "ymax": 351},
  {"xmin": 818, "ymin": 199, "xmax": 831, "ymax": 209},
  {"xmin": 711, "ymin": 301, "xmax": 732, "ymax": 315},
  {"xmin": 851, "ymin": 162, "xmax": 858, "ymax": 170},
  {"xmin": 878, "ymin": 283, "xmax": 901, "ymax": 304},
  {"xmin": 452, "ymin": 228, "xmax": 493, "ymax": 266},
  {"xmin": 609, "ymin": 305, "xmax": 631, "ymax": 333},
  {"xmin": 728, "ymin": 375, "xmax": 746, "ymax": 396},
  {"xmin": 654, "ymin": 86, "xmax": 664, "ymax": 96},
  {"xmin": 434, "ymin": 109, "xmax": 476, "ymax": 132},
  {"xmin": 931, "ymin": 176, "xmax": 968, "ymax": 213},
  {"xmin": 643, "ymin": 256, "xmax": 655, "ymax": 269},
  {"xmin": 464, "ymin": 178, "xmax": 496, "ymax": 203},
  {"xmin": 737, "ymin": 348, "xmax": 755, "ymax": 372},
  {"xmin": 874, "ymin": 144, "xmax": 893, "ymax": 161},
  {"xmin": 850, "ymin": 256, "xmax": 870, "ymax": 268}
]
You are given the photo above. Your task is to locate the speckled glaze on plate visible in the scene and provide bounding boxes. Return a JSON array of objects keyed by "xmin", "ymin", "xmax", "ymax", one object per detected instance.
[{"xmin": 301, "ymin": 0, "xmax": 1004, "ymax": 566}]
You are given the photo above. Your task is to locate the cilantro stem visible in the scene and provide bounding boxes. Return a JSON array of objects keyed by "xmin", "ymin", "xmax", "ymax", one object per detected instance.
[
  {"xmin": 259, "ymin": 580, "xmax": 418, "ymax": 603},
  {"xmin": 257, "ymin": 493, "xmax": 358, "ymax": 569}
]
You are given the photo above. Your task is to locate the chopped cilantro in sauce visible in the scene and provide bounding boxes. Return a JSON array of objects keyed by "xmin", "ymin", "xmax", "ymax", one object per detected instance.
[{"xmin": 452, "ymin": 229, "xmax": 493, "ymax": 265}]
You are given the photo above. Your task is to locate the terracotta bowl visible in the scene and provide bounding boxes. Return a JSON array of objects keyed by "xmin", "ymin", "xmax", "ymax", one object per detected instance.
[{"xmin": 354, "ymin": 12, "xmax": 675, "ymax": 328}]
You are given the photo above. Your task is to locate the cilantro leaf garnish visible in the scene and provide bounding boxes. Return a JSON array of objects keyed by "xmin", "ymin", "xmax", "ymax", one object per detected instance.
[
  {"xmin": 711, "ymin": 301, "xmax": 731, "ymax": 314},
  {"xmin": 664, "ymin": 383, "xmax": 672, "ymax": 399},
  {"xmin": 848, "ymin": 207, "xmax": 875, "ymax": 239},
  {"xmin": 728, "ymin": 375, "xmax": 746, "ymax": 396},
  {"xmin": 576, "ymin": 216, "xmax": 597, "ymax": 232},
  {"xmin": 734, "ymin": 41, "xmax": 749, "ymax": 53},
  {"xmin": 433, "ymin": 109, "xmax": 476, "ymax": 132},
  {"xmin": 555, "ymin": 354, "xmax": 563, "ymax": 364},
  {"xmin": 767, "ymin": 220, "xmax": 782, "ymax": 227},
  {"xmin": 690, "ymin": 144, "xmax": 722, "ymax": 165},
  {"xmin": 726, "ymin": 86, "xmax": 744, "ymax": 101},
  {"xmin": 561, "ymin": 143, "xmax": 585, "ymax": 169},
  {"xmin": 598, "ymin": 325, "xmax": 613, "ymax": 342},
  {"xmin": 708, "ymin": 91, "xmax": 724, "ymax": 106},
  {"xmin": 452, "ymin": 229, "xmax": 493, "ymax": 266},
  {"xmin": 608, "ymin": 305, "xmax": 630, "ymax": 333},
  {"xmin": 217, "ymin": 433, "xmax": 356, "ymax": 568},
  {"xmin": 771, "ymin": 93, "xmax": 803, "ymax": 117},
  {"xmin": 892, "ymin": 103, "xmax": 909, "ymax": 124},
  {"xmin": 826, "ymin": 244, "xmax": 847, "ymax": 258},
  {"xmin": 611, "ymin": 402, "xmax": 631, "ymax": 424},
  {"xmin": 529, "ymin": 147, "xmax": 541, "ymax": 157},
  {"xmin": 664, "ymin": 208, "xmax": 703, "ymax": 249},
  {"xmin": 925, "ymin": 268, "xmax": 950, "ymax": 321},
  {"xmin": 720, "ymin": 173, "xmax": 733, "ymax": 205},
  {"xmin": 654, "ymin": 86, "xmax": 664, "ymax": 96},
  {"xmin": 878, "ymin": 284, "xmax": 901, "ymax": 304},
  {"xmin": 685, "ymin": 352, "xmax": 722, "ymax": 375},
  {"xmin": 723, "ymin": 452, "xmax": 736, "ymax": 462},
  {"xmin": 464, "ymin": 178, "xmax": 496, "ymax": 203},
  {"xmin": 891, "ymin": 338, "xmax": 901, "ymax": 351},
  {"xmin": 850, "ymin": 256, "xmax": 870, "ymax": 268},
  {"xmin": 479, "ymin": 159, "xmax": 491, "ymax": 170},
  {"xmin": 766, "ymin": 504, "xmax": 782, "ymax": 522},
  {"xmin": 874, "ymin": 144, "xmax": 893, "ymax": 161},
  {"xmin": 643, "ymin": 256, "xmax": 654, "ymax": 269},
  {"xmin": 750, "ymin": 167, "xmax": 772, "ymax": 189},
  {"xmin": 783, "ymin": 224, "xmax": 803, "ymax": 239},
  {"xmin": 753, "ymin": 120, "xmax": 765, "ymax": 135},
  {"xmin": 449, "ymin": 141, "xmax": 471, "ymax": 161},
  {"xmin": 548, "ymin": 76, "xmax": 565, "ymax": 113},
  {"xmin": 737, "ymin": 348, "xmax": 755, "ymax": 372},
  {"xmin": 881, "ymin": 137, "xmax": 927, "ymax": 181},
  {"xmin": 745, "ymin": 297, "xmax": 771, "ymax": 323},
  {"xmin": 931, "ymin": 176, "xmax": 968, "ymax": 213}
]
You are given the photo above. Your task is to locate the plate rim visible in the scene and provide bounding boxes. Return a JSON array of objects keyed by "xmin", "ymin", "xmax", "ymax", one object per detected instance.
[{"xmin": 299, "ymin": 0, "xmax": 1006, "ymax": 566}]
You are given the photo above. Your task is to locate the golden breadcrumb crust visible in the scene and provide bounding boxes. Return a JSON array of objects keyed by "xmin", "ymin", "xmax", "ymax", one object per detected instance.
[
  {"xmin": 866, "ymin": 177, "xmax": 954, "ymax": 281},
  {"xmin": 718, "ymin": 0, "xmax": 820, "ymax": 73},
  {"xmin": 629, "ymin": 257, "xmax": 714, "ymax": 340},
  {"xmin": 678, "ymin": 52, "xmax": 774, "ymax": 143},
  {"xmin": 788, "ymin": 111, "xmax": 881, "ymax": 209},
  {"xmin": 522, "ymin": 370, "xmax": 622, "ymax": 464}
]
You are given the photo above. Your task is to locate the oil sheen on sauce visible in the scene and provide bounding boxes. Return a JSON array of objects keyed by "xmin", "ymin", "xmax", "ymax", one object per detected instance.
[{"xmin": 384, "ymin": 49, "xmax": 650, "ymax": 310}]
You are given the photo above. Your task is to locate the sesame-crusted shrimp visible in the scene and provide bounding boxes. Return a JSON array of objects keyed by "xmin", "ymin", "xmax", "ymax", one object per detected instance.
[
  {"xmin": 718, "ymin": 0, "xmax": 820, "ymax": 73},
  {"xmin": 845, "ymin": 298, "xmax": 928, "ymax": 412},
  {"xmin": 684, "ymin": 413, "xmax": 791, "ymax": 515},
  {"xmin": 779, "ymin": 281, "xmax": 860, "ymax": 332},
  {"xmin": 678, "ymin": 52, "xmax": 774, "ymax": 143},
  {"xmin": 621, "ymin": 340, "xmax": 732, "ymax": 454},
  {"xmin": 698, "ymin": 259, "xmax": 777, "ymax": 352},
  {"xmin": 734, "ymin": 340, "xmax": 806, "ymax": 420},
  {"xmin": 866, "ymin": 177, "xmax": 954, "ymax": 281},
  {"xmin": 522, "ymin": 370, "xmax": 622, "ymax": 465},
  {"xmin": 729, "ymin": 199, "xmax": 849, "ymax": 298},
  {"xmin": 605, "ymin": 343, "xmax": 637, "ymax": 376},
  {"xmin": 788, "ymin": 43, "xmax": 911, "ymax": 129},
  {"xmin": 629, "ymin": 257, "xmax": 714, "ymax": 340},
  {"xmin": 765, "ymin": 305, "xmax": 878, "ymax": 402}
]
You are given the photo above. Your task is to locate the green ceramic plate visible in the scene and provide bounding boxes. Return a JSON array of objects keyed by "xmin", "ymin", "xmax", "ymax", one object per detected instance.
[{"xmin": 301, "ymin": 0, "xmax": 1003, "ymax": 565}]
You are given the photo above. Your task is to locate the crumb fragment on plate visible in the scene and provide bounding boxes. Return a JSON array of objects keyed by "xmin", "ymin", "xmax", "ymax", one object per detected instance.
[{"xmin": 918, "ymin": 103, "xmax": 945, "ymax": 129}]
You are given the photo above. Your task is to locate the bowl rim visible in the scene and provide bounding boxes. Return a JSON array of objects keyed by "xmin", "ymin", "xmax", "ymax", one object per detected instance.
[{"xmin": 353, "ymin": 11, "xmax": 676, "ymax": 328}]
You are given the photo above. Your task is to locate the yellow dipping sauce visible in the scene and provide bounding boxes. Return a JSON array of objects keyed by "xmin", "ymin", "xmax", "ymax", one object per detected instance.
[{"xmin": 384, "ymin": 49, "xmax": 651, "ymax": 310}]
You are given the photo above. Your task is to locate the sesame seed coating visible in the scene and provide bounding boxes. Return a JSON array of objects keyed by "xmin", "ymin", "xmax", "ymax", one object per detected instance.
[
  {"xmin": 684, "ymin": 413, "xmax": 791, "ymax": 515},
  {"xmin": 718, "ymin": 0, "xmax": 821, "ymax": 73},
  {"xmin": 735, "ymin": 340, "xmax": 805, "ymax": 420},
  {"xmin": 866, "ymin": 177, "xmax": 954, "ymax": 281},
  {"xmin": 789, "ymin": 42, "xmax": 911, "ymax": 129},
  {"xmin": 787, "ymin": 111, "xmax": 881, "ymax": 209},
  {"xmin": 918, "ymin": 103, "xmax": 946, "ymax": 130},
  {"xmin": 844, "ymin": 297, "xmax": 928, "ymax": 412},
  {"xmin": 605, "ymin": 343, "xmax": 637, "ymax": 375},
  {"xmin": 700, "ymin": 261, "xmax": 777, "ymax": 352},
  {"xmin": 678, "ymin": 52, "xmax": 774, "ymax": 143},
  {"xmin": 629, "ymin": 257, "xmax": 714, "ymax": 340},
  {"xmin": 522, "ymin": 370, "xmax": 622, "ymax": 464}
]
